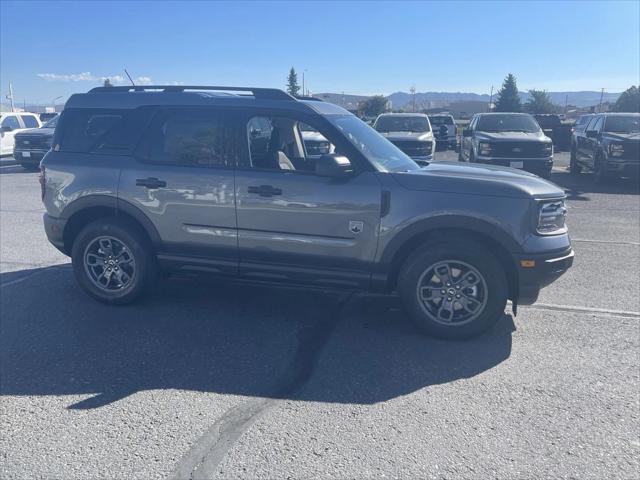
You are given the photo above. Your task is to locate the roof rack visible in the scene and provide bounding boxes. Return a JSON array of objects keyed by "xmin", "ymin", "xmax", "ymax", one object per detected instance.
[{"xmin": 87, "ymin": 85, "xmax": 294, "ymax": 101}]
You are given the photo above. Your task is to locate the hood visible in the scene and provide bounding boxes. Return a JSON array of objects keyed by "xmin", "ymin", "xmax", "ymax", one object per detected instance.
[
  {"xmin": 381, "ymin": 131, "xmax": 433, "ymax": 141},
  {"xmin": 15, "ymin": 127, "xmax": 55, "ymax": 138},
  {"xmin": 392, "ymin": 161, "xmax": 564, "ymax": 199},
  {"xmin": 476, "ymin": 131, "xmax": 549, "ymax": 143},
  {"xmin": 602, "ymin": 132, "xmax": 640, "ymax": 142}
]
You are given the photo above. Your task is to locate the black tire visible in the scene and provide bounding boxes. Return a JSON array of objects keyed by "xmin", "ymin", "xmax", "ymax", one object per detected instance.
[
  {"xmin": 71, "ymin": 218, "xmax": 157, "ymax": 305},
  {"xmin": 569, "ymin": 147, "xmax": 582, "ymax": 175},
  {"xmin": 398, "ymin": 239, "xmax": 508, "ymax": 339},
  {"xmin": 21, "ymin": 163, "xmax": 39, "ymax": 171},
  {"xmin": 469, "ymin": 150, "xmax": 475, "ymax": 163}
]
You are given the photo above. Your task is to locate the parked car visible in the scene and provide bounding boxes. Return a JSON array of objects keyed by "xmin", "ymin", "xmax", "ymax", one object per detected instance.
[
  {"xmin": 13, "ymin": 114, "xmax": 59, "ymax": 170},
  {"xmin": 373, "ymin": 113, "xmax": 434, "ymax": 165},
  {"xmin": 533, "ymin": 114, "xmax": 572, "ymax": 151},
  {"xmin": 428, "ymin": 114, "xmax": 457, "ymax": 150},
  {"xmin": 570, "ymin": 113, "xmax": 640, "ymax": 181},
  {"xmin": 39, "ymin": 112, "xmax": 59, "ymax": 123},
  {"xmin": 459, "ymin": 113, "xmax": 554, "ymax": 179},
  {"xmin": 0, "ymin": 112, "xmax": 41, "ymax": 156},
  {"xmin": 570, "ymin": 114, "xmax": 595, "ymax": 160},
  {"xmin": 41, "ymin": 85, "xmax": 573, "ymax": 339},
  {"xmin": 300, "ymin": 122, "xmax": 334, "ymax": 158}
]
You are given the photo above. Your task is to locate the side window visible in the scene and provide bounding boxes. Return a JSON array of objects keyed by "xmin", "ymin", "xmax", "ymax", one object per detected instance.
[
  {"xmin": 140, "ymin": 108, "xmax": 238, "ymax": 168},
  {"xmin": 20, "ymin": 115, "xmax": 39, "ymax": 128},
  {"xmin": 1, "ymin": 116, "xmax": 21, "ymax": 130},
  {"xmin": 59, "ymin": 109, "xmax": 124, "ymax": 152},
  {"xmin": 590, "ymin": 117, "xmax": 604, "ymax": 132},
  {"xmin": 586, "ymin": 116, "xmax": 599, "ymax": 132},
  {"xmin": 244, "ymin": 115, "xmax": 337, "ymax": 173}
]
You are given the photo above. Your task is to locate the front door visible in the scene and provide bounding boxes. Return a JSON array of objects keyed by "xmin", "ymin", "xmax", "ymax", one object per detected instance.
[
  {"xmin": 234, "ymin": 112, "xmax": 382, "ymax": 288},
  {"xmin": 119, "ymin": 106, "xmax": 241, "ymax": 275}
]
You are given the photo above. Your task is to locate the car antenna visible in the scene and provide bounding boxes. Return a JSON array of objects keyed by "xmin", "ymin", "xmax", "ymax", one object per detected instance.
[{"xmin": 124, "ymin": 69, "xmax": 135, "ymax": 86}]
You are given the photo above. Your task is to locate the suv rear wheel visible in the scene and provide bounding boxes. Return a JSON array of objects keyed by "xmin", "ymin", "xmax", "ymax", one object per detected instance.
[
  {"xmin": 71, "ymin": 218, "xmax": 156, "ymax": 304},
  {"xmin": 398, "ymin": 240, "xmax": 508, "ymax": 339}
]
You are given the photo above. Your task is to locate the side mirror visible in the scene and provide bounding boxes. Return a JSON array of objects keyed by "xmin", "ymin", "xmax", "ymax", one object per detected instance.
[
  {"xmin": 585, "ymin": 130, "xmax": 598, "ymax": 138},
  {"xmin": 462, "ymin": 129, "xmax": 472, "ymax": 137},
  {"xmin": 315, "ymin": 154, "xmax": 353, "ymax": 178},
  {"xmin": 0, "ymin": 125, "xmax": 13, "ymax": 133}
]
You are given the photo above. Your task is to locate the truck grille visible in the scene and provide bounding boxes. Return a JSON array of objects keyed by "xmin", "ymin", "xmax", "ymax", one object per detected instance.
[
  {"xmin": 491, "ymin": 142, "xmax": 548, "ymax": 158},
  {"xmin": 620, "ymin": 141, "xmax": 639, "ymax": 160},
  {"xmin": 390, "ymin": 140, "xmax": 432, "ymax": 157},
  {"xmin": 16, "ymin": 136, "xmax": 50, "ymax": 150},
  {"xmin": 304, "ymin": 140, "xmax": 330, "ymax": 156}
]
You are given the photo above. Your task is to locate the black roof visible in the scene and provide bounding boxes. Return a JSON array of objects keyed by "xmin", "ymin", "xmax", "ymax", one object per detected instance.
[{"xmin": 65, "ymin": 85, "xmax": 348, "ymax": 116}]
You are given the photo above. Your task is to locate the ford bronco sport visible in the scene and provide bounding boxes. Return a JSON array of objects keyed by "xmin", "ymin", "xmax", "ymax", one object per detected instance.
[{"xmin": 41, "ymin": 86, "xmax": 573, "ymax": 338}]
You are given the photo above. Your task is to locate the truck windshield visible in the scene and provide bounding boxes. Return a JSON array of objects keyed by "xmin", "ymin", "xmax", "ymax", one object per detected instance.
[
  {"xmin": 374, "ymin": 116, "xmax": 430, "ymax": 133},
  {"xmin": 604, "ymin": 116, "xmax": 640, "ymax": 133},
  {"xmin": 429, "ymin": 116, "xmax": 454, "ymax": 126},
  {"xmin": 477, "ymin": 114, "xmax": 541, "ymax": 133},
  {"xmin": 330, "ymin": 115, "xmax": 420, "ymax": 173},
  {"xmin": 43, "ymin": 115, "xmax": 59, "ymax": 128}
]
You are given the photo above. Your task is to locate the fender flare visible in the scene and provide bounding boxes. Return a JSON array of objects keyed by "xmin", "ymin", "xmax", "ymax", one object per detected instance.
[{"xmin": 61, "ymin": 194, "xmax": 162, "ymax": 248}]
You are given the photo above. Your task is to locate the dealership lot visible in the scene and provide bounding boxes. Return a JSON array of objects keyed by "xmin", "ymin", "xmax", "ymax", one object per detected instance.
[{"xmin": 1, "ymin": 152, "xmax": 639, "ymax": 479}]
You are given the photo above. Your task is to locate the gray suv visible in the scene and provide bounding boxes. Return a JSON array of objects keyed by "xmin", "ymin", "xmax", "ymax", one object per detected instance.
[{"xmin": 41, "ymin": 86, "xmax": 574, "ymax": 339}]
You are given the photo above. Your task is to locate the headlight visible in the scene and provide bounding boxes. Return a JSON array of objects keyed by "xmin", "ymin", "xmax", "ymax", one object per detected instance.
[
  {"xmin": 544, "ymin": 142, "xmax": 553, "ymax": 154},
  {"xmin": 537, "ymin": 200, "xmax": 567, "ymax": 235},
  {"xmin": 478, "ymin": 141, "xmax": 492, "ymax": 156},
  {"xmin": 609, "ymin": 143, "xmax": 624, "ymax": 157}
]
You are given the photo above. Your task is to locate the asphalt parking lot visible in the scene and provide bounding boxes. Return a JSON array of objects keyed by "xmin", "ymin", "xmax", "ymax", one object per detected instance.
[{"xmin": 1, "ymin": 152, "xmax": 639, "ymax": 479}]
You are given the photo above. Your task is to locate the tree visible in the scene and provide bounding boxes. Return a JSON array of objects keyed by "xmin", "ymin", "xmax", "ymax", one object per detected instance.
[
  {"xmin": 612, "ymin": 85, "xmax": 640, "ymax": 112},
  {"xmin": 494, "ymin": 73, "xmax": 521, "ymax": 112},
  {"xmin": 524, "ymin": 89, "xmax": 557, "ymax": 114},
  {"xmin": 286, "ymin": 68, "xmax": 300, "ymax": 97},
  {"xmin": 103, "ymin": 78, "xmax": 113, "ymax": 88},
  {"xmin": 358, "ymin": 95, "xmax": 388, "ymax": 117}
]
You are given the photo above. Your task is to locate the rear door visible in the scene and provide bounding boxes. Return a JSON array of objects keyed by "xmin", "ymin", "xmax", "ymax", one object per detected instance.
[
  {"xmin": 581, "ymin": 116, "xmax": 603, "ymax": 168},
  {"xmin": 234, "ymin": 109, "xmax": 382, "ymax": 288},
  {"xmin": 119, "ymin": 106, "xmax": 241, "ymax": 275}
]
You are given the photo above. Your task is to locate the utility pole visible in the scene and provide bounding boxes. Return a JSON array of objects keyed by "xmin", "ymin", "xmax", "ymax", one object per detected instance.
[
  {"xmin": 8, "ymin": 82, "xmax": 15, "ymax": 112},
  {"xmin": 488, "ymin": 85, "xmax": 494, "ymax": 112},
  {"xmin": 598, "ymin": 88, "xmax": 605, "ymax": 113},
  {"xmin": 411, "ymin": 86, "xmax": 416, "ymax": 112}
]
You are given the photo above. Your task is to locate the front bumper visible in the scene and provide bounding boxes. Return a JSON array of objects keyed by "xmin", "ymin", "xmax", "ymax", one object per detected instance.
[
  {"xmin": 603, "ymin": 158, "xmax": 640, "ymax": 178},
  {"xmin": 514, "ymin": 247, "xmax": 574, "ymax": 304},
  {"xmin": 43, "ymin": 214, "xmax": 67, "ymax": 254},
  {"xmin": 14, "ymin": 149, "xmax": 48, "ymax": 165},
  {"xmin": 477, "ymin": 155, "xmax": 553, "ymax": 176}
]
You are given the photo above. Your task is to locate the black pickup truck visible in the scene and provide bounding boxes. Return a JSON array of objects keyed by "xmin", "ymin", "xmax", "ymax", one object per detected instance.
[
  {"xmin": 570, "ymin": 113, "xmax": 640, "ymax": 181},
  {"xmin": 533, "ymin": 114, "xmax": 572, "ymax": 151}
]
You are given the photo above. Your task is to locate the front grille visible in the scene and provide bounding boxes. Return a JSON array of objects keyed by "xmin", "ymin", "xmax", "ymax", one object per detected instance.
[
  {"xmin": 15, "ymin": 136, "xmax": 50, "ymax": 150},
  {"xmin": 619, "ymin": 141, "xmax": 639, "ymax": 161},
  {"xmin": 491, "ymin": 142, "xmax": 548, "ymax": 158},
  {"xmin": 390, "ymin": 140, "xmax": 432, "ymax": 157}
]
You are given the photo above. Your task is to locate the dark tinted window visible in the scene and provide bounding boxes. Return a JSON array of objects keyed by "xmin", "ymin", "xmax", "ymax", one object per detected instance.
[
  {"xmin": 591, "ymin": 116, "xmax": 604, "ymax": 132},
  {"xmin": 585, "ymin": 116, "xmax": 600, "ymax": 131},
  {"xmin": 57, "ymin": 108, "xmax": 152, "ymax": 154},
  {"xmin": 604, "ymin": 116, "xmax": 640, "ymax": 133},
  {"xmin": 20, "ymin": 115, "xmax": 39, "ymax": 128},
  {"xmin": 140, "ymin": 108, "xmax": 238, "ymax": 167},
  {"xmin": 1, "ymin": 116, "xmax": 20, "ymax": 129},
  {"xmin": 429, "ymin": 116, "xmax": 454, "ymax": 125},
  {"xmin": 477, "ymin": 114, "xmax": 540, "ymax": 133}
]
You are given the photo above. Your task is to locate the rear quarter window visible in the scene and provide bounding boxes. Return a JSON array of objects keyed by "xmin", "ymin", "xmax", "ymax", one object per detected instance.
[
  {"xmin": 20, "ymin": 115, "xmax": 39, "ymax": 128},
  {"xmin": 56, "ymin": 107, "xmax": 153, "ymax": 154}
]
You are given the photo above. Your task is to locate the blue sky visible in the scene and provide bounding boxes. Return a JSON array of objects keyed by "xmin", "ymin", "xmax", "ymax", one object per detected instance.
[{"xmin": 1, "ymin": 0, "xmax": 638, "ymax": 105}]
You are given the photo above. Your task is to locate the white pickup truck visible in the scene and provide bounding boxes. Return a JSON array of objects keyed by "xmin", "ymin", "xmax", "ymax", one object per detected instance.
[{"xmin": 0, "ymin": 112, "xmax": 42, "ymax": 156}]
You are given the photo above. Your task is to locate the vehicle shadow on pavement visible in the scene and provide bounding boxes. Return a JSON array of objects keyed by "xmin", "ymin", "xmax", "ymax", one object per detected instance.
[
  {"xmin": 551, "ymin": 170, "xmax": 640, "ymax": 201},
  {"xmin": 0, "ymin": 265, "xmax": 514, "ymax": 409}
]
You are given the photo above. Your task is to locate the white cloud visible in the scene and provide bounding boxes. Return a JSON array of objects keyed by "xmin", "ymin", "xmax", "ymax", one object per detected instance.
[
  {"xmin": 37, "ymin": 72, "xmax": 152, "ymax": 85},
  {"xmin": 37, "ymin": 72, "xmax": 96, "ymax": 82}
]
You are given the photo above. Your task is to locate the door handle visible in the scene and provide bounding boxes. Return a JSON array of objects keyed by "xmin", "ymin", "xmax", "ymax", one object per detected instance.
[
  {"xmin": 248, "ymin": 185, "xmax": 282, "ymax": 197},
  {"xmin": 136, "ymin": 177, "xmax": 167, "ymax": 189}
]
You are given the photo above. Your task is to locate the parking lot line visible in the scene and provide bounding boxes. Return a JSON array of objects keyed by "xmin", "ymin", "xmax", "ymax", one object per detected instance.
[{"xmin": 521, "ymin": 302, "xmax": 640, "ymax": 319}]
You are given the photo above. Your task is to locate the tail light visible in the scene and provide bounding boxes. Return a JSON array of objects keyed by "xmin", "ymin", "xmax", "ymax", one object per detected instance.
[{"xmin": 39, "ymin": 165, "xmax": 46, "ymax": 201}]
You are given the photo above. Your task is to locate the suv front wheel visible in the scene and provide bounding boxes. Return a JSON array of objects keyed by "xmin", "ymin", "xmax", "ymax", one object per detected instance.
[
  {"xmin": 398, "ymin": 240, "xmax": 508, "ymax": 339},
  {"xmin": 71, "ymin": 218, "xmax": 156, "ymax": 304}
]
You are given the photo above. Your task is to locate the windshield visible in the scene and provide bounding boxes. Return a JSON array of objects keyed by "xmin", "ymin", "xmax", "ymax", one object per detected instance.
[
  {"xmin": 429, "ymin": 116, "xmax": 454, "ymax": 126},
  {"xmin": 43, "ymin": 115, "xmax": 59, "ymax": 128},
  {"xmin": 374, "ymin": 116, "xmax": 431, "ymax": 133},
  {"xmin": 477, "ymin": 114, "xmax": 541, "ymax": 133},
  {"xmin": 330, "ymin": 115, "xmax": 420, "ymax": 172},
  {"xmin": 604, "ymin": 116, "xmax": 640, "ymax": 133}
]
